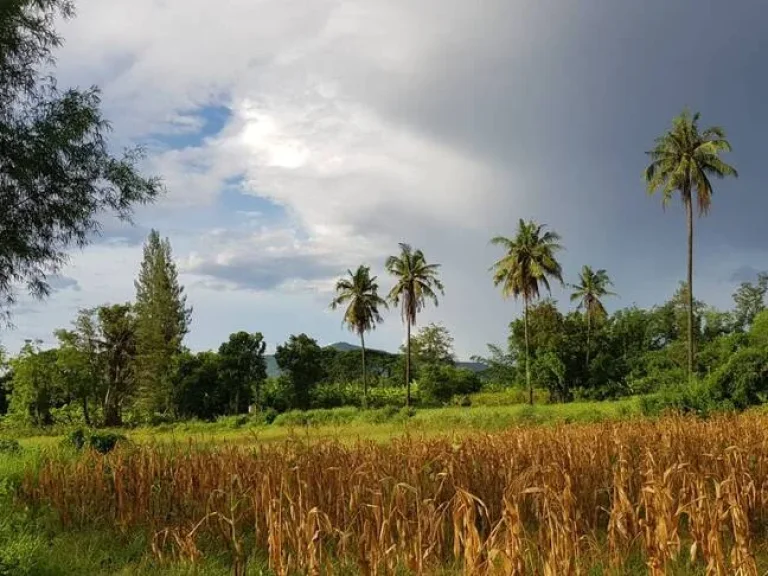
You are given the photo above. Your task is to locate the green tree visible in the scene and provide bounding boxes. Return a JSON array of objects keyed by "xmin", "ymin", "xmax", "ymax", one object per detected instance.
[
  {"xmin": 134, "ymin": 230, "xmax": 191, "ymax": 418},
  {"xmin": 97, "ymin": 304, "xmax": 137, "ymax": 426},
  {"xmin": 569, "ymin": 266, "xmax": 615, "ymax": 368},
  {"xmin": 172, "ymin": 351, "xmax": 223, "ymax": 420},
  {"xmin": 275, "ymin": 334, "xmax": 325, "ymax": 410},
  {"xmin": 491, "ymin": 219, "xmax": 563, "ymax": 405},
  {"xmin": 218, "ymin": 331, "xmax": 267, "ymax": 414},
  {"xmin": 732, "ymin": 273, "xmax": 768, "ymax": 331},
  {"xmin": 330, "ymin": 266, "xmax": 388, "ymax": 407},
  {"xmin": 0, "ymin": 0, "xmax": 160, "ymax": 317},
  {"xmin": 409, "ymin": 323, "xmax": 455, "ymax": 367},
  {"xmin": 385, "ymin": 244, "xmax": 444, "ymax": 406},
  {"xmin": 8, "ymin": 341, "xmax": 61, "ymax": 426},
  {"xmin": 645, "ymin": 109, "xmax": 737, "ymax": 380},
  {"xmin": 54, "ymin": 325, "xmax": 99, "ymax": 426}
]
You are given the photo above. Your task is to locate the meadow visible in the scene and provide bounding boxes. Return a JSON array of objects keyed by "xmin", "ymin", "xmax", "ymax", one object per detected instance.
[{"xmin": 5, "ymin": 403, "xmax": 768, "ymax": 575}]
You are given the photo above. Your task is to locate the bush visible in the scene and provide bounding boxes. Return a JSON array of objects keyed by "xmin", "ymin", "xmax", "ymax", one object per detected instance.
[
  {"xmin": 64, "ymin": 428, "xmax": 126, "ymax": 454},
  {"xmin": 419, "ymin": 365, "xmax": 482, "ymax": 404},
  {"xmin": 0, "ymin": 440, "xmax": 20, "ymax": 455},
  {"xmin": 639, "ymin": 380, "xmax": 718, "ymax": 417},
  {"xmin": 707, "ymin": 346, "xmax": 768, "ymax": 410},
  {"xmin": 88, "ymin": 432, "xmax": 126, "ymax": 454}
]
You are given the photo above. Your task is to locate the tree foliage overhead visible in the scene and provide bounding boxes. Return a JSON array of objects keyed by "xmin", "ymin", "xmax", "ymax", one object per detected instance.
[{"xmin": 0, "ymin": 0, "xmax": 161, "ymax": 314}]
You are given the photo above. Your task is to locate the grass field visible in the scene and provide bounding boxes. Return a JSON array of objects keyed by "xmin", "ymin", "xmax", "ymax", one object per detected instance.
[
  {"xmin": 10, "ymin": 397, "xmax": 644, "ymax": 450},
  {"xmin": 7, "ymin": 399, "xmax": 767, "ymax": 575}
]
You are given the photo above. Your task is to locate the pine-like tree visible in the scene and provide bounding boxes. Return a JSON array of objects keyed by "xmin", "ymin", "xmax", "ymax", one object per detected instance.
[{"xmin": 133, "ymin": 230, "xmax": 191, "ymax": 417}]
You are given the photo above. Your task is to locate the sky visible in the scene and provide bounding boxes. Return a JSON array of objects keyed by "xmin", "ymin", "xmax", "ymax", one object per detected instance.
[{"xmin": 7, "ymin": 0, "xmax": 768, "ymax": 359}]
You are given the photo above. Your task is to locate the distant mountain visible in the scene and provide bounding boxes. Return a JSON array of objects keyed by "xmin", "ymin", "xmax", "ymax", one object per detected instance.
[{"xmin": 264, "ymin": 341, "xmax": 487, "ymax": 378}]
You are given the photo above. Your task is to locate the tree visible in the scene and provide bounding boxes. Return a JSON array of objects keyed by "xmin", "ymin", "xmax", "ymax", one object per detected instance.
[
  {"xmin": 409, "ymin": 323, "xmax": 455, "ymax": 367},
  {"xmin": 0, "ymin": 0, "xmax": 161, "ymax": 317},
  {"xmin": 569, "ymin": 266, "xmax": 615, "ymax": 368},
  {"xmin": 275, "ymin": 334, "xmax": 325, "ymax": 410},
  {"xmin": 218, "ymin": 331, "xmax": 267, "ymax": 414},
  {"xmin": 330, "ymin": 265, "xmax": 388, "ymax": 407},
  {"xmin": 645, "ymin": 109, "xmax": 737, "ymax": 380},
  {"xmin": 134, "ymin": 230, "xmax": 191, "ymax": 418},
  {"xmin": 172, "ymin": 351, "xmax": 224, "ymax": 420},
  {"xmin": 733, "ymin": 273, "xmax": 768, "ymax": 331},
  {"xmin": 97, "ymin": 304, "xmax": 136, "ymax": 426},
  {"xmin": 54, "ymin": 325, "xmax": 99, "ymax": 425},
  {"xmin": 491, "ymin": 219, "xmax": 563, "ymax": 405},
  {"xmin": 8, "ymin": 341, "xmax": 61, "ymax": 426},
  {"xmin": 385, "ymin": 244, "xmax": 444, "ymax": 406}
]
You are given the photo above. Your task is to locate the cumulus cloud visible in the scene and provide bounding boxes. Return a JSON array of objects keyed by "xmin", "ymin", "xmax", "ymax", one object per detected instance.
[{"xmin": 9, "ymin": 0, "xmax": 762, "ymax": 357}]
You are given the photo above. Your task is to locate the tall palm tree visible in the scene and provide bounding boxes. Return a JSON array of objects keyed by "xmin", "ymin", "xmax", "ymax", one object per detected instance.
[
  {"xmin": 645, "ymin": 109, "xmax": 737, "ymax": 379},
  {"xmin": 385, "ymin": 244, "xmax": 444, "ymax": 407},
  {"xmin": 569, "ymin": 266, "xmax": 615, "ymax": 368},
  {"xmin": 491, "ymin": 219, "xmax": 563, "ymax": 405},
  {"xmin": 330, "ymin": 265, "xmax": 388, "ymax": 407}
]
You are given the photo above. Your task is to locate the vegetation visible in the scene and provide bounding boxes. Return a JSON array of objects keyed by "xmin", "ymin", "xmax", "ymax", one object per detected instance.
[
  {"xmin": 385, "ymin": 243, "xmax": 444, "ymax": 406},
  {"xmin": 644, "ymin": 109, "xmax": 738, "ymax": 379},
  {"xmin": 330, "ymin": 266, "xmax": 388, "ymax": 407},
  {"xmin": 0, "ymin": 0, "xmax": 161, "ymax": 318},
  {"xmin": 491, "ymin": 219, "xmax": 564, "ymax": 404},
  {"xmin": 8, "ymin": 413, "xmax": 768, "ymax": 574}
]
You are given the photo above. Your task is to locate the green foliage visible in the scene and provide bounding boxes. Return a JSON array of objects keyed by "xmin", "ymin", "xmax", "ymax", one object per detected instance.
[
  {"xmin": 64, "ymin": 428, "xmax": 126, "ymax": 453},
  {"xmin": 0, "ymin": 0, "xmax": 160, "ymax": 317},
  {"xmin": 733, "ymin": 273, "xmax": 768, "ymax": 331},
  {"xmin": 134, "ymin": 230, "xmax": 191, "ymax": 418},
  {"xmin": 750, "ymin": 310, "xmax": 768, "ymax": 346},
  {"xmin": 275, "ymin": 334, "xmax": 326, "ymax": 410},
  {"xmin": 218, "ymin": 331, "xmax": 267, "ymax": 413},
  {"xmin": 707, "ymin": 346, "xmax": 768, "ymax": 410},
  {"xmin": 408, "ymin": 323, "xmax": 455, "ymax": 367},
  {"xmin": 385, "ymin": 243, "xmax": 444, "ymax": 404},
  {"xmin": 0, "ymin": 440, "xmax": 20, "ymax": 455},
  {"xmin": 418, "ymin": 365, "xmax": 481, "ymax": 404}
]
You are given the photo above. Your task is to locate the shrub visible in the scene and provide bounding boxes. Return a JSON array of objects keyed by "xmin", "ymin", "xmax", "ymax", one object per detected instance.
[
  {"xmin": 470, "ymin": 387, "xmax": 550, "ymax": 406},
  {"xmin": 0, "ymin": 440, "xmax": 20, "ymax": 455},
  {"xmin": 419, "ymin": 365, "xmax": 482, "ymax": 404},
  {"xmin": 63, "ymin": 428, "xmax": 126, "ymax": 453},
  {"xmin": 707, "ymin": 346, "xmax": 768, "ymax": 410},
  {"xmin": 88, "ymin": 432, "xmax": 126, "ymax": 454}
]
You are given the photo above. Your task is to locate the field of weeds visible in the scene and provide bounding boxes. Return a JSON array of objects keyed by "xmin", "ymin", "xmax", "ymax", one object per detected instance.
[{"xmin": 15, "ymin": 413, "xmax": 768, "ymax": 575}]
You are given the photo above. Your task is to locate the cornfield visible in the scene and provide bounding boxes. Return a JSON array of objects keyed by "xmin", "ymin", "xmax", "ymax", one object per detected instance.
[{"xmin": 21, "ymin": 414, "xmax": 768, "ymax": 575}]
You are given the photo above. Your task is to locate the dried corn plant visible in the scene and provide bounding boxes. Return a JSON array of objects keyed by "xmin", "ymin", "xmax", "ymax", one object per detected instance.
[{"xmin": 21, "ymin": 413, "xmax": 768, "ymax": 574}]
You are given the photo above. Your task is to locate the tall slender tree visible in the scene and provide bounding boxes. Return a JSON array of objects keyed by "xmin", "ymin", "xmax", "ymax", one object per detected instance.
[
  {"xmin": 645, "ymin": 109, "xmax": 737, "ymax": 380},
  {"xmin": 491, "ymin": 219, "xmax": 563, "ymax": 405},
  {"xmin": 330, "ymin": 266, "xmax": 388, "ymax": 407},
  {"xmin": 385, "ymin": 244, "xmax": 444, "ymax": 407},
  {"xmin": 133, "ymin": 230, "xmax": 191, "ymax": 417},
  {"xmin": 569, "ymin": 266, "xmax": 616, "ymax": 368}
]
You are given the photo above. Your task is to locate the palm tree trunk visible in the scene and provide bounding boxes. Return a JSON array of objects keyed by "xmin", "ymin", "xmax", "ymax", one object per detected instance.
[
  {"xmin": 585, "ymin": 312, "xmax": 591, "ymax": 371},
  {"xmin": 686, "ymin": 196, "xmax": 695, "ymax": 382},
  {"xmin": 406, "ymin": 317, "xmax": 412, "ymax": 407},
  {"xmin": 524, "ymin": 295, "xmax": 532, "ymax": 406},
  {"xmin": 360, "ymin": 331, "xmax": 368, "ymax": 409}
]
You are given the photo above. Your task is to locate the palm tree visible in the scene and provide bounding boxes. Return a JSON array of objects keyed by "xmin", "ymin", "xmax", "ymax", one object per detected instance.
[
  {"xmin": 569, "ymin": 266, "xmax": 615, "ymax": 368},
  {"xmin": 330, "ymin": 265, "xmax": 388, "ymax": 407},
  {"xmin": 645, "ymin": 109, "xmax": 737, "ymax": 379},
  {"xmin": 491, "ymin": 219, "xmax": 563, "ymax": 405},
  {"xmin": 385, "ymin": 244, "xmax": 444, "ymax": 406}
]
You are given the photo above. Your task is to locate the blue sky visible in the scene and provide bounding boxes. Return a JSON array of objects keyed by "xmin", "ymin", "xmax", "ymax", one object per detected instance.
[{"xmin": 7, "ymin": 0, "xmax": 768, "ymax": 358}]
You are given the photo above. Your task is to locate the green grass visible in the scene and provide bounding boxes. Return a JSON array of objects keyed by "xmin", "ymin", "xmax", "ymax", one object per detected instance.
[{"xmin": 7, "ymin": 396, "xmax": 644, "ymax": 451}]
